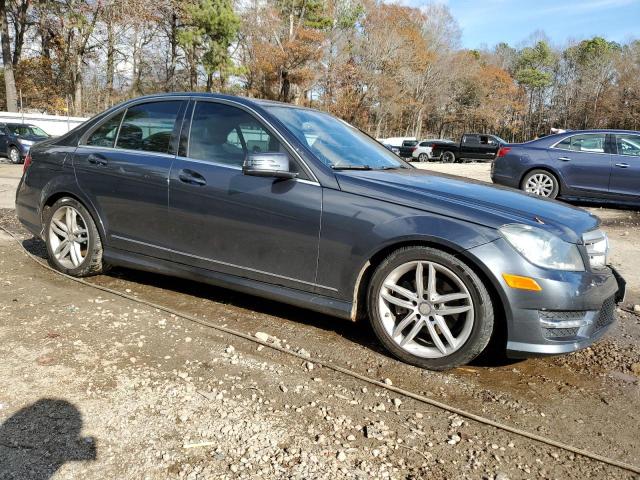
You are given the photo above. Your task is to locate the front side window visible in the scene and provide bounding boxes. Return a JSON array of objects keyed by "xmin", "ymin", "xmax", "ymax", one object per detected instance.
[
  {"xmin": 557, "ymin": 134, "xmax": 606, "ymax": 153},
  {"xmin": 86, "ymin": 112, "xmax": 125, "ymax": 147},
  {"xmin": 116, "ymin": 101, "xmax": 182, "ymax": 153},
  {"xmin": 616, "ymin": 134, "xmax": 640, "ymax": 157},
  {"xmin": 264, "ymin": 106, "xmax": 406, "ymax": 170},
  {"xmin": 188, "ymin": 102, "xmax": 286, "ymax": 168}
]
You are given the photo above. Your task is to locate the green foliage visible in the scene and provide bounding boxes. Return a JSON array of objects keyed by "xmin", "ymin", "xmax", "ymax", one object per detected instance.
[
  {"xmin": 276, "ymin": 0, "xmax": 333, "ymax": 30},
  {"xmin": 514, "ymin": 41, "xmax": 555, "ymax": 89},
  {"xmin": 178, "ymin": 0, "xmax": 240, "ymax": 76}
]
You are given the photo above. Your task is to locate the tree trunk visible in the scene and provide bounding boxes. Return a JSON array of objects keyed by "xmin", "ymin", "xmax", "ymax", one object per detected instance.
[
  {"xmin": 0, "ymin": 0, "xmax": 17, "ymax": 111},
  {"xmin": 11, "ymin": 0, "xmax": 28, "ymax": 66},
  {"xmin": 166, "ymin": 13, "xmax": 178, "ymax": 91},
  {"xmin": 106, "ymin": 22, "xmax": 115, "ymax": 98},
  {"xmin": 73, "ymin": 55, "xmax": 82, "ymax": 115}
]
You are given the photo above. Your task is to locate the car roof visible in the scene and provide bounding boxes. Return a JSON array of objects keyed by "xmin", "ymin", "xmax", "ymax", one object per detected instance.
[{"xmin": 123, "ymin": 92, "xmax": 315, "ymax": 112}]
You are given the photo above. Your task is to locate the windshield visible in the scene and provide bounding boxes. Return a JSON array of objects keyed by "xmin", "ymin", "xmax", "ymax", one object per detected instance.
[
  {"xmin": 493, "ymin": 135, "xmax": 507, "ymax": 144},
  {"xmin": 265, "ymin": 106, "xmax": 407, "ymax": 170},
  {"xmin": 8, "ymin": 124, "xmax": 49, "ymax": 137}
]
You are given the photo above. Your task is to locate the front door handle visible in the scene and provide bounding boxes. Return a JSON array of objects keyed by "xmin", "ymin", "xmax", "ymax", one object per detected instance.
[
  {"xmin": 87, "ymin": 153, "xmax": 107, "ymax": 166},
  {"xmin": 615, "ymin": 162, "xmax": 630, "ymax": 168},
  {"xmin": 558, "ymin": 156, "xmax": 571, "ymax": 162},
  {"xmin": 178, "ymin": 169, "xmax": 207, "ymax": 186}
]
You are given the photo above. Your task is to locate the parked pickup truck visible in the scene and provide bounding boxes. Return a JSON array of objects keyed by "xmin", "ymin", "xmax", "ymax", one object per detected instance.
[
  {"xmin": 398, "ymin": 139, "xmax": 419, "ymax": 159},
  {"xmin": 431, "ymin": 133, "xmax": 506, "ymax": 163}
]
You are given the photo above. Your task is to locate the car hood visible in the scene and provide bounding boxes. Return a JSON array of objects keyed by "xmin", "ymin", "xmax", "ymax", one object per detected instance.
[{"xmin": 335, "ymin": 168, "xmax": 600, "ymax": 243}]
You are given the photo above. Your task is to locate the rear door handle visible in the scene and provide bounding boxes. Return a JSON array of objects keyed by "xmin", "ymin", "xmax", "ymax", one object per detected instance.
[
  {"xmin": 615, "ymin": 162, "xmax": 630, "ymax": 168},
  {"xmin": 178, "ymin": 169, "xmax": 207, "ymax": 186},
  {"xmin": 558, "ymin": 157, "xmax": 571, "ymax": 162},
  {"xmin": 87, "ymin": 153, "xmax": 107, "ymax": 166}
]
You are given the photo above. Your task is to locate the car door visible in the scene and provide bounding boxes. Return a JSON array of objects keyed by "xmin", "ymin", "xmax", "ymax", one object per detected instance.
[
  {"xmin": 0, "ymin": 124, "xmax": 8, "ymax": 155},
  {"xmin": 478, "ymin": 135, "xmax": 497, "ymax": 160},
  {"xmin": 609, "ymin": 133, "xmax": 640, "ymax": 199},
  {"xmin": 549, "ymin": 133, "xmax": 611, "ymax": 194},
  {"xmin": 167, "ymin": 99, "xmax": 322, "ymax": 292},
  {"xmin": 73, "ymin": 99, "xmax": 185, "ymax": 256},
  {"xmin": 460, "ymin": 134, "xmax": 479, "ymax": 158}
]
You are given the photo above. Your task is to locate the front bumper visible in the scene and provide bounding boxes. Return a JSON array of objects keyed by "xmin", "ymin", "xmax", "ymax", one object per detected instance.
[{"xmin": 466, "ymin": 238, "xmax": 625, "ymax": 358}]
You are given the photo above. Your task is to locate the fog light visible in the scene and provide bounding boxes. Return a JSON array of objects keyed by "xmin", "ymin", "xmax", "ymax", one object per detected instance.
[{"xmin": 502, "ymin": 274, "xmax": 542, "ymax": 291}]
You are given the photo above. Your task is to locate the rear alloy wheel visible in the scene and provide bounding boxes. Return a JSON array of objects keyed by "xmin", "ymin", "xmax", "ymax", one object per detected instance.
[
  {"xmin": 441, "ymin": 151, "xmax": 455, "ymax": 163},
  {"xmin": 8, "ymin": 146, "xmax": 21, "ymax": 164},
  {"xmin": 522, "ymin": 169, "xmax": 559, "ymax": 199},
  {"xmin": 418, "ymin": 153, "xmax": 428, "ymax": 162},
  {"xmin": 44, "ymin": 197, "xmax": 105, "ymax": 277},
  {"xmin": 368, "ymin": 247, "xmax": 494, "ymax": 370}
]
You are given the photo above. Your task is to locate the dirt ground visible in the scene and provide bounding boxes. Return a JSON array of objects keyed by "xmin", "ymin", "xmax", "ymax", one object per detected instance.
[{"xmin": 1, "ymin": 160, "xmax": 639, "ymax": 479}]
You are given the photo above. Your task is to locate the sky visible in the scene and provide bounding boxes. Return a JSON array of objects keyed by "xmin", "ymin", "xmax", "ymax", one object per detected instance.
[{"xmin": 432, "ymin": 0, "xmax": 639, "ymax": 49}]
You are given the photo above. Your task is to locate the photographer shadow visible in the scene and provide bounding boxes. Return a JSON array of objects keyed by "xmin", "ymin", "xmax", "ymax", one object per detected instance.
[{"xmin": 0, "ymin": 399, "xmax": 96, "ymax": 480}]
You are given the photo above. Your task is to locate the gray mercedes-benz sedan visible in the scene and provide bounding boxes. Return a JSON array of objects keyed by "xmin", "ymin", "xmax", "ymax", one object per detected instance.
[{"xmin": 15, "ymin": 94, "xmax": 626, "ymax": 370}]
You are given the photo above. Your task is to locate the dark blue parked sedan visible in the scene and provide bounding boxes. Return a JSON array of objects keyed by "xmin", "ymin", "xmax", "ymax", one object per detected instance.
[
  {"xmin": 15, "ymin": 95, "xmax": 626, "ymax": 370},
  {"xmin": 491, "ymin": 130, "xmax": 640, "ymax": 207}
]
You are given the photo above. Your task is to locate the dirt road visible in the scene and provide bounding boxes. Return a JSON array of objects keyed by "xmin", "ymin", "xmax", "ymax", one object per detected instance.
[{"xmin": 1, "ymin": 162, "xmax": 639, "ymax": 479}]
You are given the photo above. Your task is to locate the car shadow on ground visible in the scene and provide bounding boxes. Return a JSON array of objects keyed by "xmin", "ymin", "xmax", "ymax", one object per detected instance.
[
  {"xmin": 22, "ymin": 235, "xmax": 519, "ymax": 370},
  {"xmin": 0, "ymin": 398, "xmax": 96, "ymax": 479}
]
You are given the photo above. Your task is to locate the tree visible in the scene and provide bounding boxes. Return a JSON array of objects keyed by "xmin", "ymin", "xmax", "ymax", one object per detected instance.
[
  {"xmin": 0, "ymin": 0, "xmax": 18, "ymax": 111},
  {"xmin": 178, "ymin": 0, "xmax": 239, "ymax": 92}
]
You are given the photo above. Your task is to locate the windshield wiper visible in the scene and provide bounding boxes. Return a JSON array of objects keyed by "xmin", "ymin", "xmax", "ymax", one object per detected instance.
[{"xmin": 331, "ymin": 165, "xmax": 372, "ymax": 170}]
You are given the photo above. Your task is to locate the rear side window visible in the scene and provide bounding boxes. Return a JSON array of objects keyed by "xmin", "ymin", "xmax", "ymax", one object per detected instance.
[
  {"xmin": 402, "ymin": 140, "xmax": 418, "ymax": 147},
  {"xmin": 419, "ymin": 142, "xmax": 428, "ymax": 147},
  {"xmin": 463, "ymin": 135, "xmax": 479, "ymax": 144},
  {"xmin": 616, "ymin": 134, "xmax": 640, "ymax": 157},
  {"xmin": 188, "ymin": 102, "xmax": 285, "ymax": 167},
  {"xmin": 86, "ymin": 112, "xmax": 124, "ymax": 147},
  {"xmin": 115, "ymin": 101, "xmax": 182, "ymax": 153},
  {"xmin": 557, "ymin": 134, "xmax": 606, "ymax": 153}
]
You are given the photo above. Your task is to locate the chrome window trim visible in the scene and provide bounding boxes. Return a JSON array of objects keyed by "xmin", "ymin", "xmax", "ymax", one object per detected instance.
[
  {"xmin": 79, "ymin": 144, "xmax": 176, "ymax": 159},
  {"xmin": 550, "ymin": 133, "xmax": 609, "ymax": 156},
  {"xmin": 173, "ymin": 155, "xmax": 320, "ymax": 186},
  {"xmin": 111, "ymin": 234, "xmax": 337, "ymax": 292}
]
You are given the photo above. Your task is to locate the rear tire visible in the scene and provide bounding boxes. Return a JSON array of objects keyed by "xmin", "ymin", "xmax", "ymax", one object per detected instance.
[
  {"xmin": 521, "ymin": 169, "xmax": 559, "ymax": 199},
  {"xmin": 367, "ymin": 246, "xmax": 494, "ymax": 370},
  {"xmin": 441, "ymin": 151, "xmax": 455, "ymax": 163},
  {"xmin": 44, "ymin": 197, "xmax": 105, "ymax": 277},
  {"xmin": 8, "ymin": 146, "xmax": 21, "ymax": 164}
]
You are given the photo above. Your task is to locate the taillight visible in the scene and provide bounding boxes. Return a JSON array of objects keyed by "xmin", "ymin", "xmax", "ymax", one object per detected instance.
[
  {"xmin": 431, "ymin": 144, "xmax": 437, "ymax": 149},
  {"xmin": 23, "ymin": 153, "xmax": 32, "ymax": 173},
  {"xmin": 411, "ymin": 146, "xmax": 417, "ymax": 151},
  {"xmin": 496, "ymin": 147, "xmax": 511, "ymax": 158}
]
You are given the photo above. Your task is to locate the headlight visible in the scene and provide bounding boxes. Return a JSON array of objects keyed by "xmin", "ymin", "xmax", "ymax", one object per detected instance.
[
  {"xmin": 18, "ymin": 139, "xmax": 34, "ymax": 146},
  {"xmin": 499, "ymin": 224, "xmax": 585, "ymax": 271}
]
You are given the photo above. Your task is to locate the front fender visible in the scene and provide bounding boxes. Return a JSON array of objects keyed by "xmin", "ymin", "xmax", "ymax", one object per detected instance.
[{"xmin": 316, "ymin": 188, "xmax": 499, "ymax": 300}]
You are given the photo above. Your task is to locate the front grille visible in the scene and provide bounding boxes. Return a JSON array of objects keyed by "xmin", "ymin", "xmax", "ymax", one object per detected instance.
[
  {"xmin": 539, "ymin": 310, "xmax": 585, "ymax": 323},
  {"xmin": 594, "ymin": 296, "xmax": 616, "ymax": 332},
  {"xmin": 543, "ymin": 327, "xmax": 580, "ymax": 339}
]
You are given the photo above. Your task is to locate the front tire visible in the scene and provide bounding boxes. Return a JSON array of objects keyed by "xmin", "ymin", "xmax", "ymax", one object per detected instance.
[
  {"xmin": 521, "ymin": 169, "xmax": 559, "ymax": 199},
  {"xmin": 44, "ymin": 197, "xmax": 105, "ymax": 277},
  {"xmin": 367, "ymin": 247, "xmax": 494, "ymax": 370},
  {"xmin": 8, "ymin": 146, "xmax": 21, "ymax": 164},
  {"xmin": 418, "ymin": 153, "xmax": 428, "ymax": 162}
]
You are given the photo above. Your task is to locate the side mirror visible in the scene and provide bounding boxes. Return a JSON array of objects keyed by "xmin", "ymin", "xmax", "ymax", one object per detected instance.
[{"xmin": 242, "ymin": 152, "xmax": 298, "ymax": 179}]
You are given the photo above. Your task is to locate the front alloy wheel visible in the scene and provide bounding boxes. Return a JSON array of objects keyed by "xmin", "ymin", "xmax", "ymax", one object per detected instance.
[
  {"xmin": 368, "ymin": 247, "xmax": 494, "ymax": 370},
  {"xmin": 418, "ymin": 153, "xmax": 428, "ymax": 162}
]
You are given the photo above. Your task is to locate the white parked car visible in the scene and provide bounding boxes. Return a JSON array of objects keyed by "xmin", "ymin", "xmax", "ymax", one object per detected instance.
[{"xmin": 411, "ymin": 139, "xmax": 455, "ymax": 162}]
